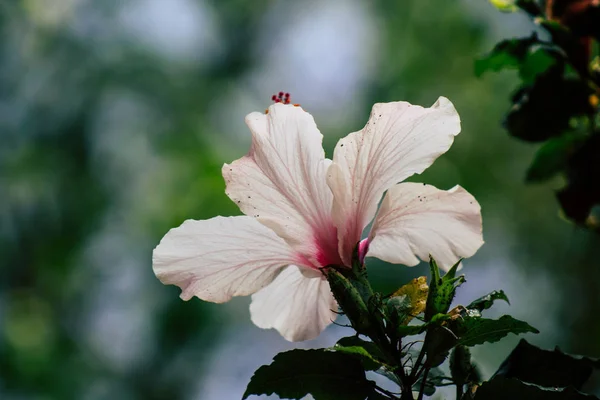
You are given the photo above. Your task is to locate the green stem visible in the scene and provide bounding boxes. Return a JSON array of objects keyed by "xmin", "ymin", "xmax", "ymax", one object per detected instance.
[
  {"xmin": 400, "ymin": 385, "xmax": 414, "ymax": 400},
  {"xmin": 416, "ymin": 366, "xmax": 431, "ymax": 400},
  {"xmin": 374, "ymin": 385, "xmax": 401, "ymax": 400},
  {"xmin": 409, "ymin": 335, "xmax": 428, "ymax": 381}
]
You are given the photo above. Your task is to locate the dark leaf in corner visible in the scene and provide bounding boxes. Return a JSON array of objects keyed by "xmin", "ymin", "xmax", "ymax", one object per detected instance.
[
  {"xmin": 558, "ymin": 134, "xmax": 600, "ymax": 224},
  {"xmin": 493, "ymin": 339, "xmax": 600, "ymax": 390}
]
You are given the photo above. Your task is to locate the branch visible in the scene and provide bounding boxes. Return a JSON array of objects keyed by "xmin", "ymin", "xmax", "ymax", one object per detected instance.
[{"xmin": 416, "ymin": 366, "xmax": 431, "ymax": 400}]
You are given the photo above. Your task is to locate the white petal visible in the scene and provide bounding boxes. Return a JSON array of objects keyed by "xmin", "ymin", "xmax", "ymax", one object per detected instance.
[
  {"xmin": 367, "ymin": 183, "xmax": 483, "ymax": 270},
  {"xmin": 152, "ymin": 216, "xmax": 301, "ymax": 303},
  {"xmin": 328, "ymin": 97, "xmax": 461, "ymax": 265},
  {"xmin": 223, "ymin": 103, "xmax": 340, "ymax": 267},
  {"xmin": 250, "ymin": 265, "xmax": 338, "ymax": 342}
]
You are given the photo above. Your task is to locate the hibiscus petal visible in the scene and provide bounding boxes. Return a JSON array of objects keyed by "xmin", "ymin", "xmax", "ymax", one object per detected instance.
[
  {"xmin": 367, "ymin": 183, "xmax": 483, "ymax": 270},
  {"xmin": 249, "ymin": 265, "xmax": 338, "ymax": 342},
  {"xmin": 153, "ymin": 216, "xmax": 301, "ymax": 303},
  {"xmin": 328, "ymin": 97, "xmax": 461, "ymax": 265},
  {"xmin": 223, "ymin": 103, "xmax": 340, "ymax": 267}
]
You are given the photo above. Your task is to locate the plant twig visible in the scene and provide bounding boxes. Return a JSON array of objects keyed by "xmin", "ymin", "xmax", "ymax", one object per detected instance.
[
  {"xmin": 409, "ymin": 345, "xmax": 426, "ymax": 380},
  {"xmin": 416, "ymin": 366, "xmax": 431, "ymax": 400},
  {"xmin": 374, "ymin": 385, "xmax": 401, "ymax": 400}
]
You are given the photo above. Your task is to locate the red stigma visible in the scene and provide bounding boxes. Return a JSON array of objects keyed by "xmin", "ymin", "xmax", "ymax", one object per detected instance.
[
  {"xmin": 266, "ymin": 91, "xmax": 299, "ymax": 112},
  {"xmin": 272, "ymin": 91, "xmax": 292, "ymax": 104}
]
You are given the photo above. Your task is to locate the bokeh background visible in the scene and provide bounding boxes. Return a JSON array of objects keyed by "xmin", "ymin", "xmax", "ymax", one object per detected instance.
[{"xmin": 1, "ymin": 0, "xmax": 599, "ymax": 399}]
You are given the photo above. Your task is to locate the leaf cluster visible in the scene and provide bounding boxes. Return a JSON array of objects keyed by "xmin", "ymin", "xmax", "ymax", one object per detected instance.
[
  {"xmin": 480, "ymin": 0, "xmax": 600, "ymax": 229},
  {"xmin": 243, "ymin": 257, "xmax": 545, "ymax": 400}
]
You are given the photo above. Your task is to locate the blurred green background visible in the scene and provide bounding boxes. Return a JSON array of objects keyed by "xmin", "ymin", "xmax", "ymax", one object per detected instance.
[{"xmin": 1, "ymin": 0, "xmax": 599, "ymax": 398}]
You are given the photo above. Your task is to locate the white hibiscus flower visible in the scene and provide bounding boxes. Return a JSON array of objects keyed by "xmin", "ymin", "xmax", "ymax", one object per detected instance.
[{"xmin": 153, "ymin": 97, "xmax": 484, "ymax": 342}]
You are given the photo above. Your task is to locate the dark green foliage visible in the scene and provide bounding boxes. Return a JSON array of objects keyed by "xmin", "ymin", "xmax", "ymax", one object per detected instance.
[
  {"xmin": 248, "ymin": 262, "xmax": 552, "ymax": 400},
  {"xmin": 473, "ymin": 376, "xmax": 599, "ymax": 400},
  {"xmin": 421, "ymin": 260, "xmax": 536, "ymax": 371},
  {"xmin": 557, "ymin": 134, "xmax": 600, "ymax": 223},
  {"xmin": 479, "ymin": 0, "xmax": 600, "ymax": 229},
  {"xmin": 504, "ymin": 70, "xmax": 593, "ymax": 142},
  {"xmin": 549, "ymin": 0, "xmax": 600, "ymax": 42},
  {"xmin": 422, "ymin": 315, "xmax": 538, "ymax": 369},
  {"xmin": 242, "ymin": 349, "xmax": 376, "ymax": 400},
  {"xmin": 475, "ymin": 34, "xmax": 557, "ymax": 83},
  {"xmin": 465, "ymin": 290, "xmax": 510, "ymax": 312},
  {"xmin": 473, "ymin": 340, "xmax": 600, "ymax": 399},
  {"xmin": 423, "ymin": 323, "xmax": 459, "ymax": 368},
  {"xmin": 526, "ymin": 133, "xmax": 588, "ymax": 182},
  {"xmin": 474, "ymin": 35, "xmax": 539, "ymax": 77},
  {"xmin": 494, "ymin": 339, "xmax": 600, "ymax": 390}
]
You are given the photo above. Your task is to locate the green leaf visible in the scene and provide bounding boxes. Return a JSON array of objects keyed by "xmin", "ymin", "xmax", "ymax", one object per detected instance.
[
  {"xmin": 242, "ymin": 349, "xmax": 375, "ymax": 400},
  {"xmin": 466, "ymin": 290, "xmax": 510, "ymax": 312},
  {"xmin": 452, "ymin": 315, "xmax": 539, "ymax": 347},
  {"xmin": 473, "ymin": 376, "xmax": 600, "ymax": 400},
  {"xmin": 520, "ymin": 46, "xmax": 557, "ymax": 83},
  {"xmin": 334, "ymin": 336, "xmax": 388, "ymax": 371},
  {"xmin": 424, "ymin": 257, "xmax": 465, "ymax": 321},
  {"xmin": 526, "ymin": 133, "xmax": 587, "ymax": 183},
  {"xmin": 494, "ymin": 339, "xmax": 600, "ymax": 390},
  {"xmin": 488, "ymin": 0, "xmax": 518, "ymax": 12},
  {"xmin": 475, "ymin": 35, "xmax": 539, "ymax": 77}
]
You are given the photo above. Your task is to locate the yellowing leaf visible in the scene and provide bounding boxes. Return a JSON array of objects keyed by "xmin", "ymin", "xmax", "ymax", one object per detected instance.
[
  {"xmin": 387, "ymin": 276, "xmax": 429, "ymax": 325},
  {"xmin": 392, "ymin": 276, "xmax": 428, "ymax": 310}
]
